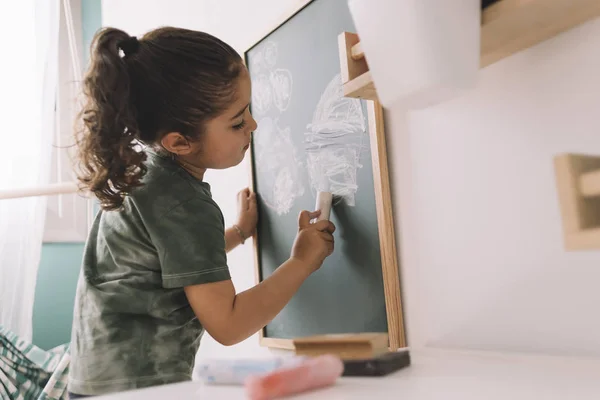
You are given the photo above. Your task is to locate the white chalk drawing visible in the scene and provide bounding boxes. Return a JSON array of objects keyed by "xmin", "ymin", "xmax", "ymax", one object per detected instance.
[
  {"xmin": 250, "ymin": 49, "xmax": 264, "ymax": 72},
  {"xmin": 304, "ymin": 73, "xmax": 367, "ymax": 206},
  {"xmin": 249, "ymin": 42, "xmax": 292, "ymax": 116},
  {"xmin": 252, "ymin": 74, "xmax": 272, "ymax": 116},
  {"xmin": 249, "ymin": 41, "xmax": 278, "ymax": 72},
  {"xmin": 255, "ymin": 117, "xmax": 305, "ymax": 215},
  {"xmin": 263, "ymin": 41, "xmax": 278, "ymax": 69},
  {"xmin": 270, "ymin": 69, "xmax": 293, "ymax": 112},
  {"xmin": 249, "ymin": 45, "xmax": 366, "ymax": 211}
]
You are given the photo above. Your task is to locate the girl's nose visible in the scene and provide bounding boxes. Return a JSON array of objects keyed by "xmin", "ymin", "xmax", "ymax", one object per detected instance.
[{"xmin": 249, "ymin": 115, "xmax": 258, "ymax": 133}]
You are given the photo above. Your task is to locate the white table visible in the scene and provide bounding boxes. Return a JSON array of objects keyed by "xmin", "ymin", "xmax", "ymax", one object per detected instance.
[{"xmin": 95, "ymin": 348, "xmax": 600, "ymax": 399}]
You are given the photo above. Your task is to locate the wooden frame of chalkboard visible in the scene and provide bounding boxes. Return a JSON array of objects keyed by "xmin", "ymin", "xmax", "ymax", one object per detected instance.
[{"xmin": 243, "ymin": 0, "xmax": 405, "ymax": 351}]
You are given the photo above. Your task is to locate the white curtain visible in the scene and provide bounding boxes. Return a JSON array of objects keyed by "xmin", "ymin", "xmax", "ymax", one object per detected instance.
[{"xmin": 0, "ymin": 0, "xmax": 60, "ymax": 340}]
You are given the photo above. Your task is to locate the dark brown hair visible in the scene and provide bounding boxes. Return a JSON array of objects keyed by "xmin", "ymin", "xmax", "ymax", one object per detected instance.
[{"xmin": 76, "ymin": 27, "xmax": 243, "ymax": 210}]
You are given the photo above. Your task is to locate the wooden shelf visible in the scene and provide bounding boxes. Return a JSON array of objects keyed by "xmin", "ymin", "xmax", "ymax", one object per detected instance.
[
  {"xmin": 554, "ymin": 153, "xmax": 600, "ymax": 250},
  {"xmin": 580, "ymin": 169, "xmax": 600, "ymax": 198},
  {"xmin": 343, "ymin": 71, "xmax": 377, "ymax": 100},
  {"xmin": 339, "ymin": 0, "xmax": 600, "ymax": 101},
  {"xmin": 338, "ymin": 32, "xmax": 375, "ymax": 100},
  {"xmin": 481, "ymin": 0, "xmax": 600, "ymax": 67}
]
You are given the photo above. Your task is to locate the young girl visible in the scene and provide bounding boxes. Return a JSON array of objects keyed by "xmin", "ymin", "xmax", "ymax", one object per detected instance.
[{"xmin": 68, "ymin": 27, "xmax": 336, "ymax": 398}]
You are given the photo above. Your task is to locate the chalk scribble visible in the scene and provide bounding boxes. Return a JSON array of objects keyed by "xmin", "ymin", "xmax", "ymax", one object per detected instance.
[
  {"xmin": 254, "ymin": 117, "xmax": 305, "ymax": 215},
  {"xmin": 304, "ymin": 73, "xmax": 367, "ymax": 206},
  {"xmin": 270, "ymin": 69, "xmax": 293, "ymax": 112},
  {"xmin": 252, "ymin": 74, "xmax": 272, "ymax": 116}
]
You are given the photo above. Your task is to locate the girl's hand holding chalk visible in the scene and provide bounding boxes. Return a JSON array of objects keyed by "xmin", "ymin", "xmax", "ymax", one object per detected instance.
[{"xmin": 291, "ymin": 210, "xmax": 336, "ymax": 273}]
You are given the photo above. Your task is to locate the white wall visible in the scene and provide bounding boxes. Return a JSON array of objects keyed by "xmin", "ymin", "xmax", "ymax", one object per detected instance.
[
  {"xmin": 102, "ymin": 0, "xmax": 600, "ymax": 359},
  {"xmin": 399, "ymin": 17, "xmax": 600, "ymax": 357}
]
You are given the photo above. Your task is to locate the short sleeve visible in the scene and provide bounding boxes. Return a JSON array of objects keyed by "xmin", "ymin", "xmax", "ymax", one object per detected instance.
[{"xmin": 148, "ymin": 197, "xmax": 231, "ymax": 288}]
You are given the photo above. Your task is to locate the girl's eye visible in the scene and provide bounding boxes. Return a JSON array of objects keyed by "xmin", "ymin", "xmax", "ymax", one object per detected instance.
[{"xmin": 232, "ymin": 119, "xmax": 246, "ymax": 130}]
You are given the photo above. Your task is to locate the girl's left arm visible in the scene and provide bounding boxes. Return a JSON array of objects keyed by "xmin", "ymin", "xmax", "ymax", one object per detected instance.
[
  {"xmin": 225, "ymin": 226, "xmax": 245, "ymax": 252},
  {"xmin": 225, "ymin": 188, "xmax": 257, "ymax": 252}
]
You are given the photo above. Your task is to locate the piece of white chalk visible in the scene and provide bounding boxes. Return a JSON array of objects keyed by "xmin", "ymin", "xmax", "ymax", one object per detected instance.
[{"xmin": 315, "ymin": 191, "xmax": 333, "ymax": 222}]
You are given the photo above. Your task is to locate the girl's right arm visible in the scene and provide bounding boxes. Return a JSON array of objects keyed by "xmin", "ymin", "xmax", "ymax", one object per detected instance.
[{"xmin": 184, "ymin": 210, "xmax": 335, "ymax": 346}]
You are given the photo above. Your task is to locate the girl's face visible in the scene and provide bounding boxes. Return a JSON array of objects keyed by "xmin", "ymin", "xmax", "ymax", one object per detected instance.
[
  {"xmin": 192, "ymin": 67, "xmax": 257, "ymax": 170},
  {"xmin": 163, "ymin": 66, "xmax": 257, "ymax": 172}
]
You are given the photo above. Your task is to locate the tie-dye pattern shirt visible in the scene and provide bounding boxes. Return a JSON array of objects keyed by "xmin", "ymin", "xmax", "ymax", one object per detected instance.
[{"xmin": 68, "ymin": 151, "xmax": 231, "ymax": 396}]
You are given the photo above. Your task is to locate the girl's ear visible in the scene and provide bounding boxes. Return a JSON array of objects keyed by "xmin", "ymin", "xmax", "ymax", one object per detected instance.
[{"xmin": 161, "ymin": 132, "xmax": 193, "ymax": 155}]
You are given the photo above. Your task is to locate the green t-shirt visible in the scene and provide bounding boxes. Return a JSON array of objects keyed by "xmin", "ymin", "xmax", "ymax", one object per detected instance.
[{"xmin": 68, "ymin": 150, "xmax": 231, "ymax": 395}]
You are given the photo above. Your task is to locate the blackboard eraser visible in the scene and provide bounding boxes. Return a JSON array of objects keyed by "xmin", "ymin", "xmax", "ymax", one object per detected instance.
[
  {"xmin": 342, "ymin": 349, "xmax": 411, "ymax": 377},
  {"xmin": 315, "ymin": 191, "xmax": 333, "ymax": 221}
]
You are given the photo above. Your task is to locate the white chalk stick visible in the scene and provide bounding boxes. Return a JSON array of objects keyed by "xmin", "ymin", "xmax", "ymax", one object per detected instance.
[{"xmin": 315, "ymin": 191, "xmax": 333, "ymax": 222}]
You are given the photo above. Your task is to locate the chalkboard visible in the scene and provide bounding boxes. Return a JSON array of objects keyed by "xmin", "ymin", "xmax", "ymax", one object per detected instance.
[{"xmin": 245, "ymin": 0, "xmax": 403, "ymax": 349}]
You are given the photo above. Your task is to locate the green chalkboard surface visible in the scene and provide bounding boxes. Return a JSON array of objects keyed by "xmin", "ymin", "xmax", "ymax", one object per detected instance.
[{"xmin": 246, "ymin": 0, "xmax": 393, "ymax": 345}]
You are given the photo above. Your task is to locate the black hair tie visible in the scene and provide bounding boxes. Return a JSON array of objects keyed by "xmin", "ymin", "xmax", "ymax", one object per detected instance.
[{"xmin": 119, "ymin": 36, "xmax": 140, "ymax": 57}]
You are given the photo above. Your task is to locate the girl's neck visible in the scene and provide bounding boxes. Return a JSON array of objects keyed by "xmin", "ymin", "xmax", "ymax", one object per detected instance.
[{"xmin": 177, "ymin": 156, "xmax": 207, "ymax": 181}]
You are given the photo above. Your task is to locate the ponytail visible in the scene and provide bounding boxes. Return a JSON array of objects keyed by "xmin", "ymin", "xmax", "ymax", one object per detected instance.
[
  {"xmin": 76, "ymin": 26, "xmax": 243, "ymax": 211},
  {"xmin": 76, "ymin": 28, "xmax": 146, "ymax": 211}
]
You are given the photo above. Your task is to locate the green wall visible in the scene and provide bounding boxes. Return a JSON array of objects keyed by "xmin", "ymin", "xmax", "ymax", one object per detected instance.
[
  {"xmin": 81, "ymin": 0, "xmax": 103, "ymax": 65},
  {"xmin": 32, "ymin": 244, "xmax": 85, "ymax": 349},
  {"xmin": 32, "ymin": 0, "xmax": 102, "ymax": 350}
]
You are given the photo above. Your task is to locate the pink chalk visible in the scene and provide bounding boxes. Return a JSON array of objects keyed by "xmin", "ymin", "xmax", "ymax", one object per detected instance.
[{"xmin": 244, "ymin": 355, "xmax": 344, "ymax": 400}]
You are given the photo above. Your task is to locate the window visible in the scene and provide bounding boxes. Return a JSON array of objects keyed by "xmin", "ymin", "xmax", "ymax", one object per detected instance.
[{"xmin": 0, "ymin": 0, "xmax": 92, "ymax": 242}]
